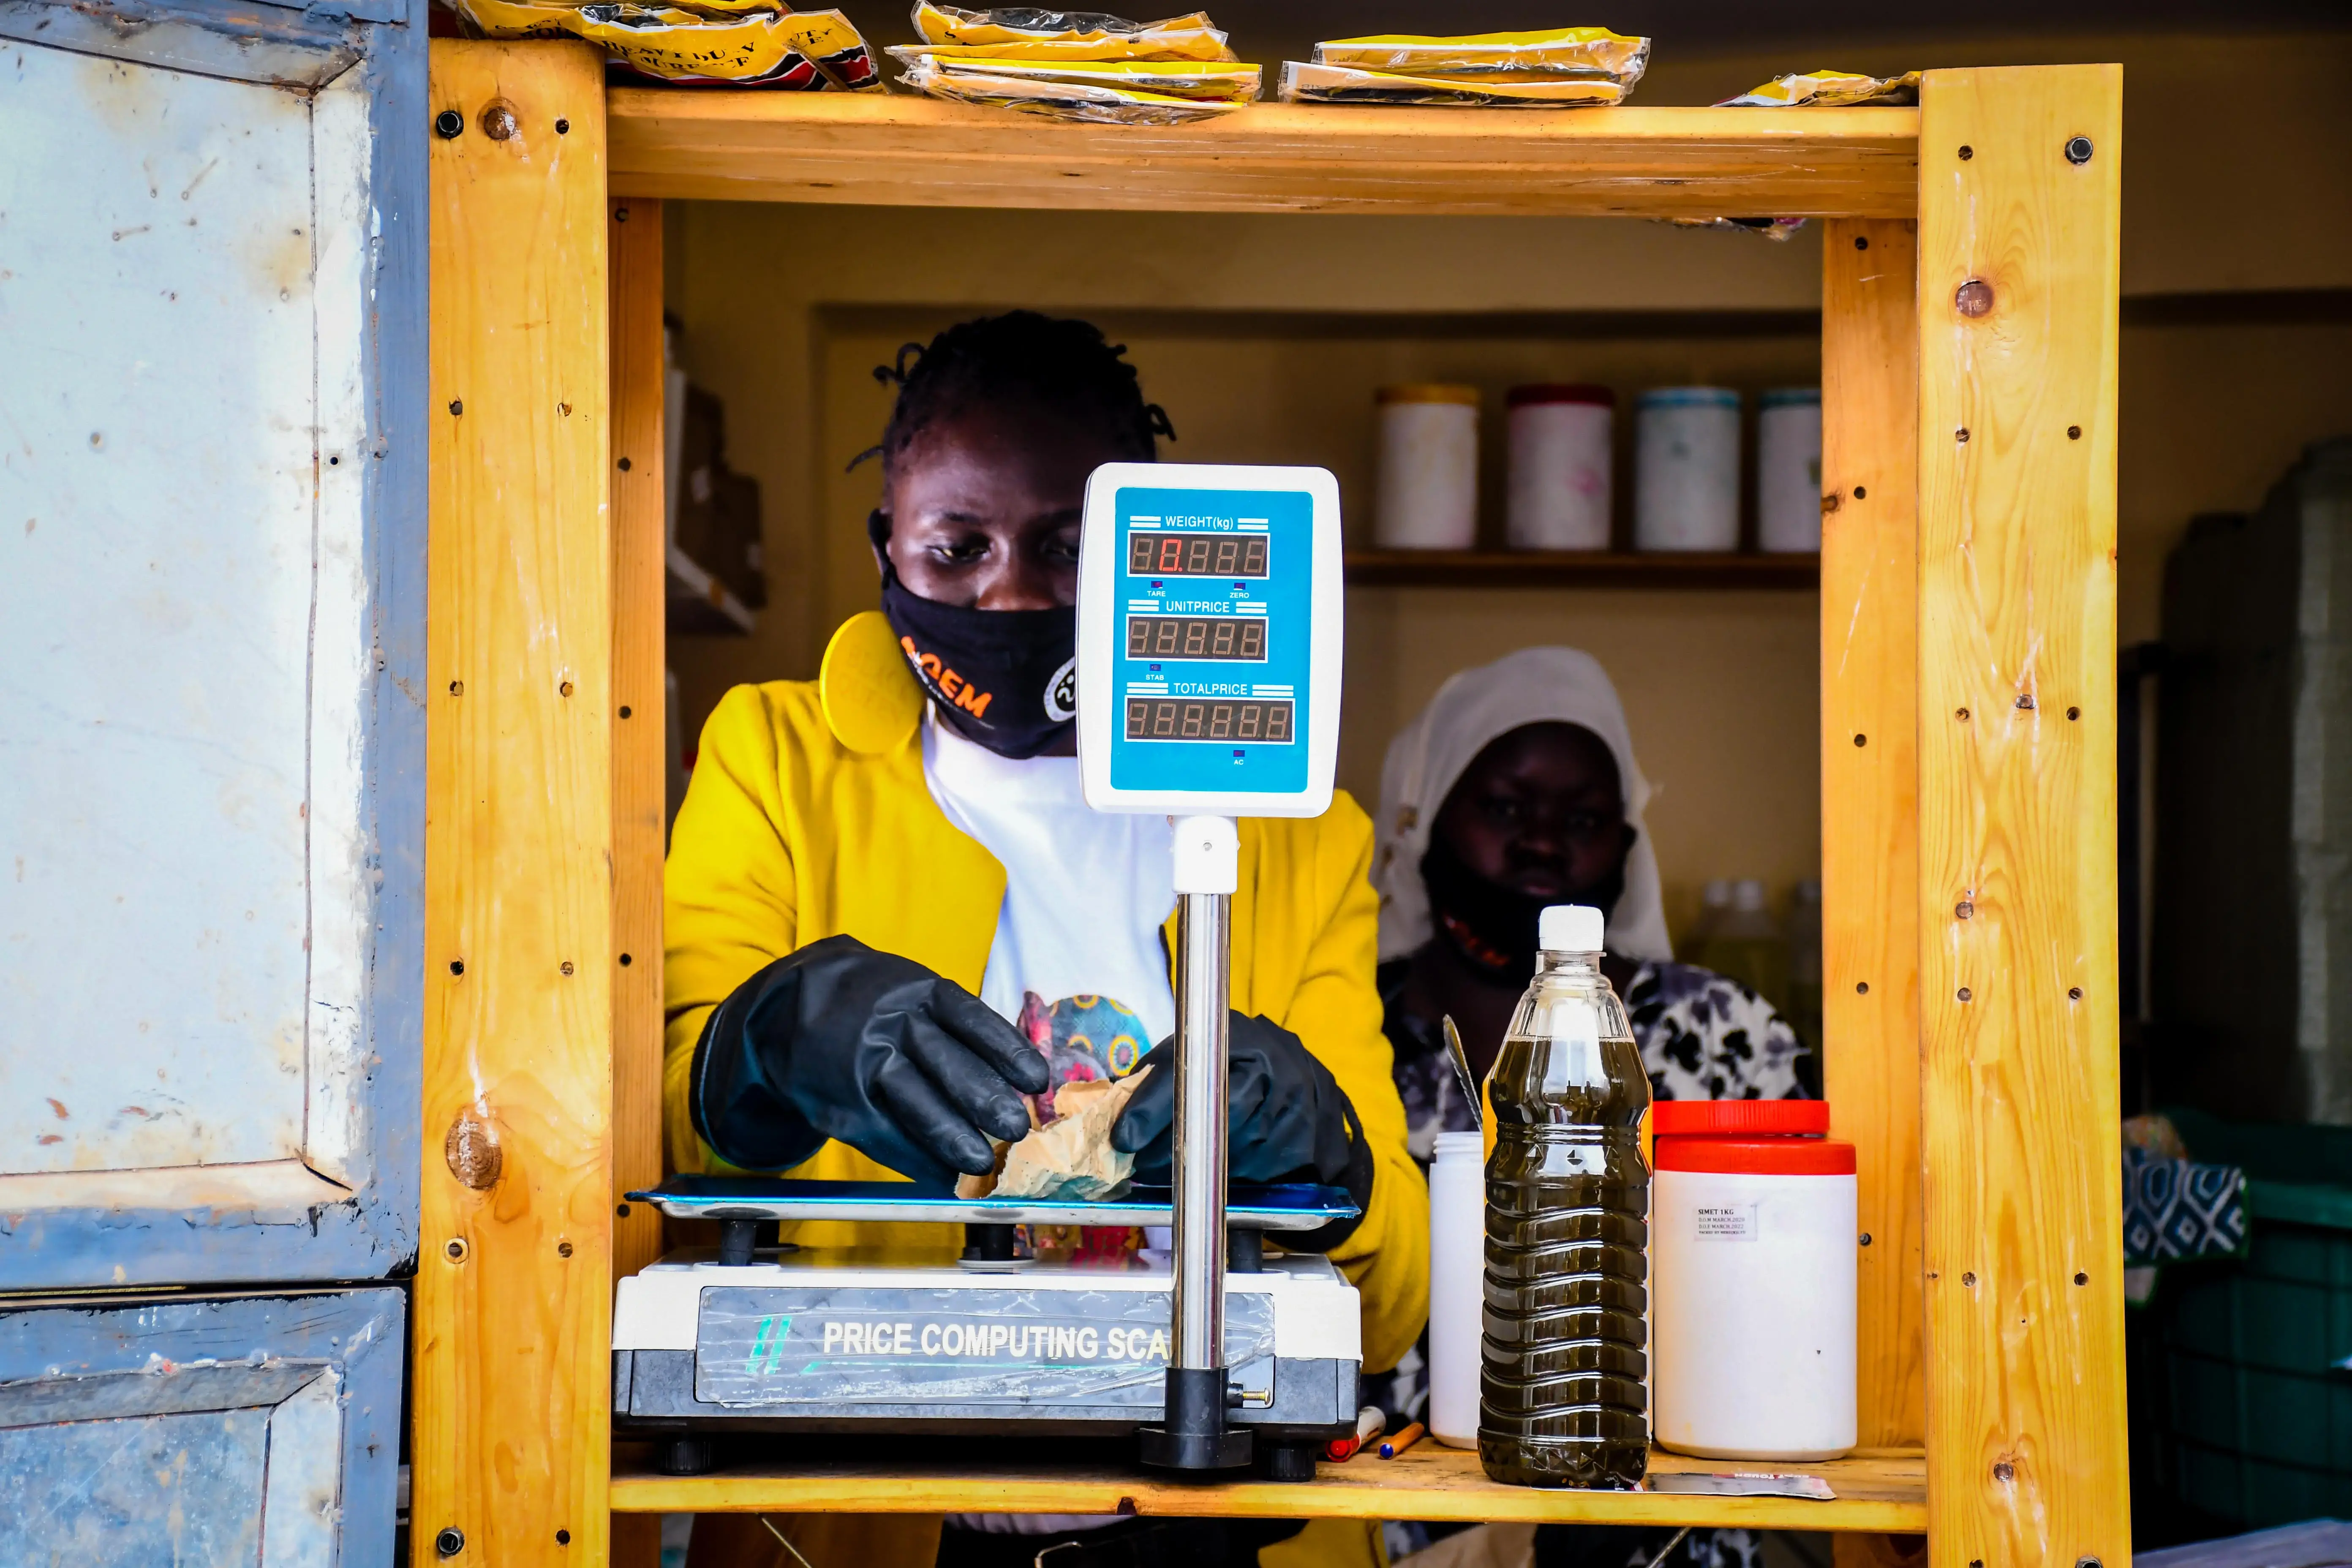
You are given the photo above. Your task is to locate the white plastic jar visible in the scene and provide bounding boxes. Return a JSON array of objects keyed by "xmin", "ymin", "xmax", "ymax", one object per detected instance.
[
  {"xmin": 1374, "ymin": 384, "xmax": 1480, "ymax": 550},
  {"xmin": 1757, "ymin": 387, "xmax": 1824, "ymax": 553},
  {"xmin": 1652, "ymin": 1099, "xmax": 1856, "ymax": 1461},
  {"xmin": 1426, "ymin": 1130, "xmax": 1485, "ymax": 1448},
  {"xmin": 1505, "ymin": 384, "xmax": 1614, "ymax": 551},
  {"xmin": 1634, "ymin": 387, "xmax": 1740, "ymax": 552}
]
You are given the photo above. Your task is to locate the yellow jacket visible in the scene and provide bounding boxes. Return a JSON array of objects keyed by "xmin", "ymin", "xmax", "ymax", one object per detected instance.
[{"xmin": 664, "ymin": 612, "xmax": 1429, "ymax": 1376}]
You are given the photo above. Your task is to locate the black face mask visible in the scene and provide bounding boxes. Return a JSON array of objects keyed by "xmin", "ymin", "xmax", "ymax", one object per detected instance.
[
  {"xmin": 878, "ymin": 558, "xmax": 1077, "ymax": 760},
  {"xmin": 1420, "ymin": 829, "xmax": 1627, "ymax": 980}
]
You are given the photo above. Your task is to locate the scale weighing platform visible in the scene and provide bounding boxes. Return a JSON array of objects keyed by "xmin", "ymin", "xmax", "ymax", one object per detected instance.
[{"xmin": 612, "ymin": 464, "xmax": 1352, "ymax": 1478}]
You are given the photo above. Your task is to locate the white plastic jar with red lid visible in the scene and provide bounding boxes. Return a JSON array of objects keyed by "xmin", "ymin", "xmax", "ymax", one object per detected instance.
[{"xmin": 1652, "ymin": 1099, "xmax": 1856, "ymax": 1460}]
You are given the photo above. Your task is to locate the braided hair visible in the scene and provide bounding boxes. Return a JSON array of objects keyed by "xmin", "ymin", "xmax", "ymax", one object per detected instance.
[{"xmin": 854, "ymin": 310, "xmax": 1175, "ymax": 480}]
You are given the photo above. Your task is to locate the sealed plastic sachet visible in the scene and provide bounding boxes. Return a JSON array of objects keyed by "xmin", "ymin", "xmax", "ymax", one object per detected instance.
[
  {"xmin": 886, "ymin": 51, "xmax": 1257, "ymax": 101},
  {"xmin": 909, "ymin": 2, "xmax": 1232, "ymax": 60},
  {"xmin": 1279, "ymin": 61, "xmax": 1629, "ymax": 107},
  {"xmin": 1717, "ymin": 68, "xmax": 1920, "ymax": 107},
  {"xmin": 448, "ymin": 0, "xmax": 881, "ymax": 88},
  {"xmin": 899, "ymin": 58, "xmax": 1247, "ymax": 121},
  {"xmin": 1310, "ymin": 26, "xmax": 1647, "ymax": 84}
]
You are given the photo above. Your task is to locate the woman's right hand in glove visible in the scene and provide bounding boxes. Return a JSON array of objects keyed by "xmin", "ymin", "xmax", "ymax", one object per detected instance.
[{"xmin": 688, "ymin": 934, "xmax": 1049, "ymax": 1188}]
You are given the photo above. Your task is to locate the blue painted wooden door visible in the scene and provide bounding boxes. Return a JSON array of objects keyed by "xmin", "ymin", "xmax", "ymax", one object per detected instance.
[{"xmin": 0, "ymin": 0, "xmax": 425, "ymax": 1290}]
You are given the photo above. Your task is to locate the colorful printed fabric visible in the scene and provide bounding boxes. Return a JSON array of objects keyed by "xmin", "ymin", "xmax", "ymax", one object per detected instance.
[
  {"xmin": 1013, "ymin": 991, "xmax": 1153, "ymax": 1266},
  {"xmin": 2123, "ymin": 1146, "xmax": 2248, "ymax": 1266}
]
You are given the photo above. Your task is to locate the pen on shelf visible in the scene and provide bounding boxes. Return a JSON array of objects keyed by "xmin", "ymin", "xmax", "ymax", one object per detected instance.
[
  {"xmin": 1325, "ymin": 1404, "xmax": 1386, "ymax": 1462},
  {"xmin": 1378, "ymin": 1422, "xmax": 1426, "ymax": 1459}
]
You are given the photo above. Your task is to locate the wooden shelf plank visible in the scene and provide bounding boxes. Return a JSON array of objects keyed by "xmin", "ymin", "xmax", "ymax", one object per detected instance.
[
  {"xmin": 610, "ymin": 1443, "xmax": 1925, "ymax": 1532},
  {"xmin": 1345, "ymin": 550, "xmax": 1817, "ymax": 590},
  {"xmin": 608, "ymin": 94, "xmax": 1918, "ymax": 218}
]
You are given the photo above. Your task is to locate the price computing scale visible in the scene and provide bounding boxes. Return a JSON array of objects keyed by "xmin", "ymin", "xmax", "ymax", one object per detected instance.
[{"xmin": 612, "ymin": 464, "xmax": 1356, "ymax": 1478}]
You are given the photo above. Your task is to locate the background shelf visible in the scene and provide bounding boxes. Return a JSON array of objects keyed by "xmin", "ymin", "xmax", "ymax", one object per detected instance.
[
  {"xmin": 610, "ymin": 1442, "xmax": 1926, "ymax": 1532},
  {"xmin": 1345, "ymin": 550, "xmax": 1818, "ymax": 590}
]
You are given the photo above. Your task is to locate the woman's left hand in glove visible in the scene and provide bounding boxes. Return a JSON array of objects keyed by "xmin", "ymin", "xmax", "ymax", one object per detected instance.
[{"xmin": 1111, "ymin": 1012, "xmax": 1359, "ymax": 1187}]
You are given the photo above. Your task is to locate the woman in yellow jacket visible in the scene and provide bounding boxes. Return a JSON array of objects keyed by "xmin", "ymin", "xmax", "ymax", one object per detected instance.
[{"xmin": 666, "ymin": 313, "xmax": 1426, "ymax": 1568}]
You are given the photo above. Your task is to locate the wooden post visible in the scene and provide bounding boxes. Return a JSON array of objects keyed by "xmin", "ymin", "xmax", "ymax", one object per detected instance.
[
  {"xmin": 607, "ymin": 190, "xmax": 668, "ymax": 1568},
  {"xmin": 1823, "ymin": 210, "xmax": 1928, "ymax": 1568},
  {"xmin": 1915, "ymin": 65, "xmax": 2127, "ymax": 1568},
  {"xmin": 419, "ymin": 40, "xmax": 615, "ymax": 1568}
]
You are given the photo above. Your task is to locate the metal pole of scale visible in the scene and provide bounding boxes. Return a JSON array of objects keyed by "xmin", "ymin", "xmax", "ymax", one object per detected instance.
[{"xmin": 1138, "ymin": 814, "xmax": 1253, "ymax": 1471}]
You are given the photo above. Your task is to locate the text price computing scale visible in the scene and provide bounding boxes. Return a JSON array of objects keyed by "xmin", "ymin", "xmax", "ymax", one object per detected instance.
[{"xmin": 612, "ymin": 463, "xmax": 1356, "ymax": 1479}]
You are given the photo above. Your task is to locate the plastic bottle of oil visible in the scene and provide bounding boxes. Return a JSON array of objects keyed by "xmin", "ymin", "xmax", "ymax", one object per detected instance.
[{"xmin": 1479, "ymin": 904, "xmax": 1652, "ymax": 1489}]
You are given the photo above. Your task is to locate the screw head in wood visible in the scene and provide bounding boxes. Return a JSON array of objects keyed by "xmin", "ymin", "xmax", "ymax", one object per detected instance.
[
  {"xmin": 555, "ymin": 118, "xmax": 571, "ymax": 136},
  {"xmin": 1956, "ymin": 900, "xmax": 1974, "ymax": 918},
  {"xmin": 557, "ymin": 1239, "xmax": 574, "ymax": 1258},
  {"xmin": 2017, "ymin": 694, "xmax": 2036, "ymax": 709},
  {"xmin": 448, "ymin": 959, "xmax": 464, "ymax": 975},
  {"xmin": 437, "ymin": 1528, "xmax": 466, "ymax": 1558},
  {"xmin": 619, "ymin": 952, "xmax": 634, "ymax": 966},
  {"xmin": 1853, "ymin": 485, "xmax": 1867, "ymax": 499},
  {"xmin": 619, "ymin": 705, "xmax": 634, "ymax": 719},
  {"xmin": 1821, "ymin": 492, "xmax": 1841, "ymax": 514},
  {"xmin": 1854, "ymin": 733, "xmax": 1867, "ymax": 747},
  {"xmin": 1955, "ymin": 427, "xmax": 1971, "ymax": 443},
  {"xmin": 1859, "ymin": 1233, "xmax": 1873, "ymax": 1246},
  {"xmin": 618, "ymin": 456, "xmax": 633, "ymax": 471},
  {"xmin": 447, "ymin": 399, "xmax": 463, "ymax": 416},
  {"xmin": 444, "ymin": 1238, "xmax": 467, "ymax": 1262},
  {"xmin": 2070, "ymin": 986, "xmax": 2084, "ymax": 1000},
  {"xmin": 560, "ymin": 960, "xmax": 574, "ymax": 976},
  {"xmin": 449, "ymin": 680, "xmax": 463, "ymax": 695},
  {"xmin": 1963, "ymin": 1271, "xmax": 1977, "ymax": 1286},
  {"xmin": 434, "ymin": 110, "xmax": 463, "ymax": 139},
  {"xmin": 1854, "ymin": 234, "xmax": 1870, "ymax": 250},
  {"xmin": 2076, "ymin": 1271, "xmax": 2090, "ymax": 1285},
  {"xmin": 1957, "ymin": 987, "xmax": 1973, "ymax": 1002},
  {"xmin": 615, "ymin": 206, "xmax": 630, "ymax": 222},
  {"xmin": 2066, "ymin": 136, "xmax": 2094, "ymax": 164},
  {"xmin": 1993, "ymin": 1461, "xmax": 2015, "ymax": 1482},
  {"xmin": 1958, "ymin": 145, "xmax": 1974, "ymax": 161},
  {"xmin": 1957, "ymin": 707, "xmax": 1971, "ymax": 721},
  {"xmin": 1956, "ymin": 278, "xmax": 1995, "ymax": 317},
  {"xmin": 2068, "ymin": 706, "xmax": 2081, "ymax": 720},
  {"xmin": 2069, "ymin": 425, "xmax": 2082, "ymax": 440},
  {"xmin": 618, "ymin": 1202, "xmax": 632, "ymax": 1217},
  {"xmin": 479, "ymin": 102, "xmax": 518, "ymax": 141},
  {"xmin": 1856, "ymin": 982, "xmax": 1869, "ymax": 994}
]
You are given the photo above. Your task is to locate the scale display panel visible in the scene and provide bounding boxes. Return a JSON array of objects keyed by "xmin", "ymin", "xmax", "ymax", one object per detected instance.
[{"xmin": 1077, "ymin": 463, "xmax": 1342, "ymax": 818}]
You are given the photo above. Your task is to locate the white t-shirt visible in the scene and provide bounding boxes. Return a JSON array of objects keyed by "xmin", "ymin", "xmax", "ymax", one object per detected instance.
[{"xmin": 921, "ymin": 710, "xmax": 1176, "ymax": 1536}]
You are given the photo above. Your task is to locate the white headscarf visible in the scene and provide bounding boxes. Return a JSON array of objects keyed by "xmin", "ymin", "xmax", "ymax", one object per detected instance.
[{"xmin": 1373, "ymin": 646, "xmax": 1675, "ymax": 965}]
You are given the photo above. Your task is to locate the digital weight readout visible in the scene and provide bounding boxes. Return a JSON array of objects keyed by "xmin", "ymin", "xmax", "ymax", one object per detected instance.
[
  {"xmin": 1126, "ymin": 615, "xmax": 1267, "ymax": 662},
  {"xmin": 1125, "ymin": 697, "xmax": 1294, "ymax": 744},
  {"xmin": 1127, "ymin": 531, "xmax": 1269, "ymax": 579}
]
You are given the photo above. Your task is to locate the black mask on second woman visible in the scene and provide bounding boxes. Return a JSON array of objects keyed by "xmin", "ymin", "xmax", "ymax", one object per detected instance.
[
  {"xmin": 877, "ymin": 550, "xmax": 1077, "ymax": 761},
  {"xmin": 1420, "ymin": 829, "xmax": 1626, "ymax": 979}
]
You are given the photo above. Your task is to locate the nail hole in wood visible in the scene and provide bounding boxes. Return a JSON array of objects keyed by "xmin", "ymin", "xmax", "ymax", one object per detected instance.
[
  {"xmin": 2070, "ymin": 987, "xmax": 2083, "ymax": 1000},
  {"xmin": 1856, "ymin": 982, "xmax": 1870, "ymax": 995},
  {"xmin": 2068, "ymin": 425, "xmax": 2083, "ymax": 440},
  {"xmin": 448, "ymin": 399, "xmax": 463, "ymax": 416},
  {"xmin": 560, "ymin": 960, "xmax": 574, "ymax": 976},
  {"xmin": 1853, "ymin": 485, "xmax": 1867, "ymax": 499},
  {"xmin": 615, "ymin": 207, "xmax": 630, "ymax": 222},
  {"xmin": 1958, "ymin": 145, "xmax": 1974, "ymax": 160},
  {"xmin": 555, "ymin": 118, "xmax": 571, "ymax": 135},
  {"xmin": 617, "ymin": 1203, "xmax": 632, "ymax": 1217},
  {"xmin": 619, "ymin": 705, "xmax": 633, "ymax": 719},
  {"xmin": 558, "ymin": 402, "xmax": 571, "ymax": 417},
  {"xmin": 560, "ymin": 680, "xmax": 574, "ymax": 697},
  {"xmin": 2076, "ymin": 1271, "xmax": 2090, "ymax": 1285},
  {"xmin": 449, "ymin": 680, "xmax": 463, "ymax": 695},
  {"xmin": 557, "ymin": 1240, "xmax": 573, "ymax": 1258},
  {"xmin": 445, "ymin": 1238, "xmax": 467, "ymax": 1262},
  {"xmin": 558, "ymin": 1530, "xmax": 572, "ymax": 1545},
  {"xmin": 449, "ymin": 959, "xmax": 464, "ymax": 976},
  {"xmin": 1963, "ymin": 1271, "xmax": 1977, "ymax": 1286},
  {"xmin": 619, "ymin": 953, "xmax": 634, "ymax": 966},
  {"xmin": 1957, "ymin": 987, "xmax": 1973, "ymax": 1002},
  {"xmin": 1854, "ymin": 733, "xmax": 1867, "ymax": 747},
  {"xmin": 1854, "ymin": 235, "xmax": 1870, "ymax": 250},
  {"xmin": 1957, "ymin": 708, "xmax": 1971, "ymax": 721},
  {"xmin": 1956, "ymin": 427, "xmax": 1971, "ymax": 443},
  {"xmin": 618, "ymin": 456, "xmax": 633, "ymax": 471}
]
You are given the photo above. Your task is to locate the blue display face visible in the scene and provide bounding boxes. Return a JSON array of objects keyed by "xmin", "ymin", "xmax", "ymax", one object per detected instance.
[{"xmin": 1108, "ymin": 486, "xmax": 1315, "ymax": 796}]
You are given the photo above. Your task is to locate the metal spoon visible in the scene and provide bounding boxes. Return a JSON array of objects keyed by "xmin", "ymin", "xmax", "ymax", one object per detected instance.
[{"xmin": 1441, "ymin": 1015, "xmax": 1482, "ymax": 1129}]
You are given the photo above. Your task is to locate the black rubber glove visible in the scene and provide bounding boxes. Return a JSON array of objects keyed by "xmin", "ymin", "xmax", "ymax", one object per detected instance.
[
  {"xmin": 689, "ymin": 934, "xmax": 1050, "ymax": 1188},
  {"xmin": 1111, "ymin": 1013, "xmax": 1372, "ymax": 1250}
]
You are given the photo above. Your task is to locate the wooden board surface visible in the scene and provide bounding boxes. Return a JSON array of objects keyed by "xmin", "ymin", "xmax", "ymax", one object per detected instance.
[
  {"xmin": 612, "ymin": 1443, "xmax": 1927, "ymax": 1533},
  {"xmin": 1914, "ymin": 65, "xmax": 2129, "ymax": 1568},
  {"xmin": 1345, "ymin": 550, "xmax": 1817, "ymax": 591},
  {"xmin": 418, "ymin": 39, "xmax": 614, "ymax": 1568},
  {"xmin": 1820, "ymin": 216, "xmax": 1926, "ymax": 1459},
  {"xmin": 609, "ymin": 194, "xmax": 666, "ymax": 1288},
  {"xmin": 608, "ymin": 94, "xmax": 1919, "ymax": 218}
]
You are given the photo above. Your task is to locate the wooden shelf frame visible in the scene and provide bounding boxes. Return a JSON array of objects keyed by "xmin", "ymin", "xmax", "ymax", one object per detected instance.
[
  {"xmin": 419, "ymin": 46, "xmax": 2128, "ymax": 1568},
  {"xmin": 612, "ymin": 1444, "xmax": 1928, "ymax": 1534}
]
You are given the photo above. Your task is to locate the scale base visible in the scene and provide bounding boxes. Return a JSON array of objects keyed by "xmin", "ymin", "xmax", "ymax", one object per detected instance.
[{"xmin": 1138, "ymin": 1366, "xmax": 1254, "ymax": 1472}]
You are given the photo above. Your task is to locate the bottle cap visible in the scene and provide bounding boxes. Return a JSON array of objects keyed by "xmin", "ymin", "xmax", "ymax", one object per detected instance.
[
  {"xmin": 1652, "ymin": 1099, "xmax": 1830, "ymax": 1136},
  {"xmin": 1539, "ymin": 904, "xmax": 1604, "ymax": 953}
]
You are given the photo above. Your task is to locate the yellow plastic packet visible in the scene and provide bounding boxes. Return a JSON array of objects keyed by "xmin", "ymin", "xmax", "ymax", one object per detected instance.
[
  {"xmin": 908, "ymin": 2, "xmax": 1231, "ymax": 61},
  {"xmin": 1278, "ymin": 60, "xmax": 1628, "ymax": 107},
  {"xmin": 1311, "ymin": 27, "xmax": 1648, "ymax": 83},
  {"xmin": 899, "ymin": 56, "xmax": 1244, "ymax": 122},
  {"xmin": 889, "ymin": 51, "xmax": 1258, "ymax": 101},
  {"xmin": 451, "ymin": 0, "xmax": 881, "ymax": 87},
  {"xmin": 1717, "ymin": 68, "xmax": 1920, "ymax": 107}
]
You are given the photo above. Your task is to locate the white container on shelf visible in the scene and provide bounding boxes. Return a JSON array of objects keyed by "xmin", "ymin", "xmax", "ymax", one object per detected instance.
[
  {"xmin": 1653, "ymin": 1100, "xmax": 1857, "ymax": 1462},
  {"xmin": 1505, "ymin": 384, "xmax": 1614, "ymax": 550},
  {"xmin": 1634, "ymin": 387, "xmax": 1740, "ymax": 552},
  {"xmin": 1757, "ymin": 387, "xmax": 1824, "ymax": 553},
  {"xmin": 1375, "ymin": 384, "xmax": 1480, "ymax": 550},
  {"xmin": 1427, "ymin": 1129, "xmax": 1484, "ymax": 1449}
]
